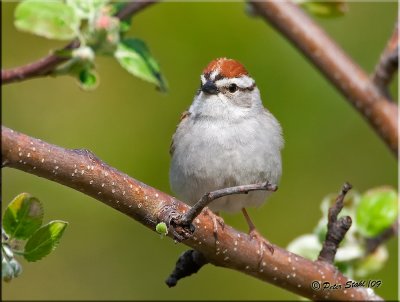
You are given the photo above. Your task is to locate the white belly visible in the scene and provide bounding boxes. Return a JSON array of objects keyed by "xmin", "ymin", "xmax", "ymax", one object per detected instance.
[{"xmin": 169, "ymin": 113, "xmax": 282, "ymax": 213}]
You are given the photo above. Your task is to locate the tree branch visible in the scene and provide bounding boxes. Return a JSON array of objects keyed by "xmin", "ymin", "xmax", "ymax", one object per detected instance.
[
  {"xmin": 366, "ymin": 221, "xmax": 399, "ymax": 254},
  {"xmin": 1, "ymin": 0, "xmax": 158, "ymax": 84},
  {"xmin": 371, "ymin": 21, "xmax": 398, "ymax": 100},
  {"xmin": 249, "ymin": 1, "xmax": 398, "ymax": 156},
  {"xmin": 1, "ymin": 125, "xmax": 382, "ymax": 301},
  {"xmin": 318, "ymin": 183, "xmax": 352, "ymax": 264}
]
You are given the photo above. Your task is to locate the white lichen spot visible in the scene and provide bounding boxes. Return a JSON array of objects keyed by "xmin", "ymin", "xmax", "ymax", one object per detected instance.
[
  {"xmin": 224, "ymin": 256, "xmax": 229, "ymax": 261},
  {"xmin": 55, "ymin": 166, "xmax": 59, "ymax": 169},
  {"xmin": 71, "ymin": 173, "xmax": 75, "ymax": 177},
  {"xmin": 74, "ymin": 169, "xmax": 78, "ymax": 173},
  {"xmin": 48, "ymin": 149, "xmax": 51, "ymax": 153},
  {"xmin": 292, "ymin": 273, "xmax": 296, "ymax": 277},
  {"xmin": 105, "ymin": 172, "xmax": 108, "ymax": 176},
  {"xmin": 116, "ymin": 200, "xmax": 120, "ymax": 204},
  {"xmin": 155, "ymin": 193, "xmax": 159, "ymax": 198},
  {"xmin": 53, "ymin": 159, "xmax": 57, "ymax": 163},
  {"xmin": 234, "ymin": 240, "xmax": 238, "ymax": 246},
  {"xmin": 288, "ymin": 257, "xmax": 292, "ymax": 263},
  {"xmin": 27, "ymin": 153, "xmax": 31, "ymax": 157},
  {"xmin": 87, "ymin": 165, "xmax": 91, "ymax": 170},
  {"xmin": 196, "ymin": 218, "xmax": 200, "ymax": 224},
  {"xmin": 129, "ymin": 205, "xmax": 132, "ymax": 208},
  {"xmin": 351, "ymin": 294, "xmax": 354, "ymax": 298},
  {"xmin": 203, "ymin": 226, "xmax": 207, "ymax": 229},
  {"xmin": 198, "ymin": 241, "xmax": 202, "ymax": 245},
  {"xmin": 292, "ymin": 266, "xmax": 296, "ymax": 271},
  {"xmin": 193, "ymin": 237, "xmax": 197, "ymax": 241},
  {"xmin": 81, "ymin": 170, "xmax": 85, "ymax": 175},
  {"xmin": 32, "ymin": 147, "xmax": 36, "ymax": 151},
  {"xmin": 273, "ymin": 277, "xmax": 277, "ymax": 281},
  {"xmin": 233, "ymin": 247, "xmax": 237, "ymax": 251},
  {"xmin": 286, "ymin": 275, "xmax": 290, "ymax": 279},
  {"xmin": 74, "ymin": 164, "xmax": 77, "ymax": 168},
  {"xmin": 216, "ymin": 252, "xmax": 220, "ymax": 255},
  {"xmin": 237, "ymin": 234, "xmax": 241, "ymax": 238},
  {"xmin": 130, "ymin": 184, "xmax": 133, "ymax": 188},
  {"xmin": 223, "ymin": 249, "xmax": 227, "ymax": 254},
  {"xmin": 262, "ymin": 262, "xmax": 266, "ymax": 267},
  {"xmin": 33, "ymin": 166, "xmax": 36, "ymax": 169},
  {"xmin": 145, "ymin": 196, "xmax": 148, "ymax": 200},
  {"xmin": 30, "ymin": 141, "xmax": 33, "ymax": 145},
  {"xmin": 295, "ymin": 257, "xmax": 299, "ymax": 261},
  {"xmin": 321, "ymin": 275, "xmax": 325, "ymax": 279},
  {"xmin": 324, "ymin": 295, "xmax": 328, "ymax": 299},
  {"xmin": 101, "ymin": 183, "xmax": 105, "ymax": 187},
  {"xmin": 18, "ymin": 147, "xmax": 21, "ymax": 152},
  {"xmin": 98, "ymin": 192, "xmax": 102, "ymax": 195},
  {"xmin": 18, "ymin": 152, "xmax": 22, "ymax": 156},
  {"xmin": 215, "ymin": 240, "xmax": 219, "ymax": 245},
  {"xmin": 89, "ymin": 180, "xmax": 94, "ymax": 184},
  {"xmin": 112, "ymin": 182, "xmax": 115, "ymax": 186},
  {"xmin": 123, "ymin": 191, "xmax": 126, "ymax": 195},
  {"xmin": 216, "ymin": 248, "xmax": 220, "ymax": 251},
  {"xmin": 297, "ymin": 284, "xmax": 301, "ymax": 288},
  {"xmin": 23, "ymin": 161, "xmax": 27, "ymax": 165},
  {"xmin": 245, "ymin": 265, "xmax": 250, "ymax": 270},
  {"xmin": 259, "ymin": 269, "xmax": 264, "ymax": 273},
  {"xmin": 138, "ymin": 203, "xmax": 142, "ymax": 208},
  {"xmin": 41, "ymin": 158, "xmax": 44, "ymax": 163},
  {"xmin": 256, "ymin": 250, "xmax": 260, "ymax": 255},
  {"xmin": 91, "ymin": 166, "xmax": 94, "ymax": 170},
  {"xmin": 274, "ymin": 267, "xmax": 278, "ymax": 271},
  {"xmin": 343, "ymin": 290, "xmax": 347, "ymax": 294},
  {"xmin": 112, "ymin": 189, "xmax": 116, "ymax": 193}
]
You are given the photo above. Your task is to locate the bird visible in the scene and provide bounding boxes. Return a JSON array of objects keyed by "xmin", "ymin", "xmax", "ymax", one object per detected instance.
[{"xmin": 169, "ymin": 57, "xmax": 283, "ymax": 260}]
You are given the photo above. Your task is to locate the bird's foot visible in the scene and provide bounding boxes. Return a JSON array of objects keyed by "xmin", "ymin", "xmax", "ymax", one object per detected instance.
[
  {"xmin": 204, "ymin": 209, "xmax": 225, "ymax": 240},
  {"xmin": 249, "ymin": 229, "xmax": 274, "ymax": 267}
]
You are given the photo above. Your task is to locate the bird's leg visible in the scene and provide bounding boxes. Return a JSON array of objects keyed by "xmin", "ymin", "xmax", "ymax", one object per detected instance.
[
  {"xmin": 205, "ymin": 209, "xmax": 225, "ymax": 239},
  {"xmin": 242, "ymin": 208, "xmax": 274, "ymax": 266}
]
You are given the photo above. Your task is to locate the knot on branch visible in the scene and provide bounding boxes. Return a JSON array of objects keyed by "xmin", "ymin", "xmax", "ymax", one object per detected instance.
[
  {"xmin": 165, "ymin": 249, "xmax": 208, "ymax": 287},
  {"xmin": 318, "ymin": 182, "xmax": 353, "ymax": 264}
]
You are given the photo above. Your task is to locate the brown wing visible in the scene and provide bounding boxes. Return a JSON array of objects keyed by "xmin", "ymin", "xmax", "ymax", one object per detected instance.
[{"xmin": 169, "ymin": 110, "xmax": 191, "ymax": 156}]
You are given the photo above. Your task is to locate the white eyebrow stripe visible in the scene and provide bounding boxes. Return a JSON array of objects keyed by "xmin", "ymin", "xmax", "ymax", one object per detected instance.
[
  {"xmin": 210, "ymin": 70, "xmax": 219, "ymax": 81},
  {"xmin": 215, "ymin": 75, "xmax": 254, "ymax": 88},
  {"xmin": 201, "ymin": 75, "xmax": 207, "ymax": 84}
]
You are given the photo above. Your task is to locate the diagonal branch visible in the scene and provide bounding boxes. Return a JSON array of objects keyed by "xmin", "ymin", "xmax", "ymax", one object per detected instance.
[
  {"xmin": 1, "ymin": 0, "xmax": 159, "ymax": 84},
  {"xmin": 1, "ymin": 125, "xmax": 382, "ymax": 301},
  {"xmin": 371, "ymin": 21, "xmax": 398, "ymax": 100},
  {"xmin": 249, "ymin": 0, "xmax": 398, "ymax": 156}
]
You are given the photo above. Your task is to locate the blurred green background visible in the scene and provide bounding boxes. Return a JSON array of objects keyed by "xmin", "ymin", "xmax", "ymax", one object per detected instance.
[{"xmin": 2, "ymin": 2, "xmax": 398, "ymax": 300}]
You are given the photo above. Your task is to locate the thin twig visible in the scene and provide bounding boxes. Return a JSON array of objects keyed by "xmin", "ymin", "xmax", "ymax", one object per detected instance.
[
  {"xmin": 366, "ymin": 221, "xmax": 398, "ymax": 254},
  {"xmin": 1, "ymin": 0, "xmax": 158, "ymax": 84},
  {"xmin": 318, "ymin": 182, "xmax": 352, "ymax": 264},
  {"xmin": 249, "ymin": 1, "xmax": 398, "ymax": 156},
  {"xmin": 371, "ymin": 21, "xmax": 398, "ymax": 100},
  {"xmin": 181, "ymin": 182, "xmax": 278, "ymax": 227},
  {"xmin": 165, "ymin": 249, "xmax": 208, "ymax": 287},
  {"xmin": 1, "ymin": 126, "xmax": 381, "ymax": 301}
]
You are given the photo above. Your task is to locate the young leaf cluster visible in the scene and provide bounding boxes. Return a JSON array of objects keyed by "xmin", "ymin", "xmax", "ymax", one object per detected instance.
[
  {"xmin": 287, "ymin": 186, "xmax": 397, "ymax": 279},
  {"xmin": 2, "ymin": 193, "xmax": 68, "ymax": 282},
  {"xmin": 14, "ymin": 0, "xmax": 167, "ymax": 91}
]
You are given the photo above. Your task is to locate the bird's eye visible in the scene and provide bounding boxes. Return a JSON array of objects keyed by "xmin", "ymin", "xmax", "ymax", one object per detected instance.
[{"xmin": 228, "ymin": 83, "xmax": 238, "ymax": 93}]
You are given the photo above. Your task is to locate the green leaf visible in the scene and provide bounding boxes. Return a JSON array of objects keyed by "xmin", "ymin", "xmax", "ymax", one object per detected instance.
[
  {"xmin": 356, "ymin": 187, "xmax": 398, "ymax": 237},
  {"xmin": 3, "ymin": 193, "xmax": 43, "ymax": 240},
  {"xmin": 66, "ymin": 0, "xmax": 109, "ymax": 19},
  {"xmin": 115, "ymin": 38, "xmax": 167, "ymax": 91},
  {"xmin": 77, "ymin": 68, "xmax": 99, "ymax": 91},
  {"xmin": 24, "ymin": 220, "xmax": 68, "ymax": 262},
  {"xmin": 14, "ymin": 0, "xmax": 80, "ymax": 40},
  {"xmin": 297, "ymin": 1, "xmax": 348, "ymax": 18}
]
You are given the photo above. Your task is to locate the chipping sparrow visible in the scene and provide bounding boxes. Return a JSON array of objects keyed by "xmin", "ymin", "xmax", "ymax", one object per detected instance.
[{"xmin": 169, "ymin": 58, "xmax": 283, "ymax": 255}]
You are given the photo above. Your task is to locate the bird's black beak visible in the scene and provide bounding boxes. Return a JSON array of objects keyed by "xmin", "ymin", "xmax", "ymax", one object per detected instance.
[{"xmin": 201, "ymin": 81, "xmax": 218, "ymax": 95}]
